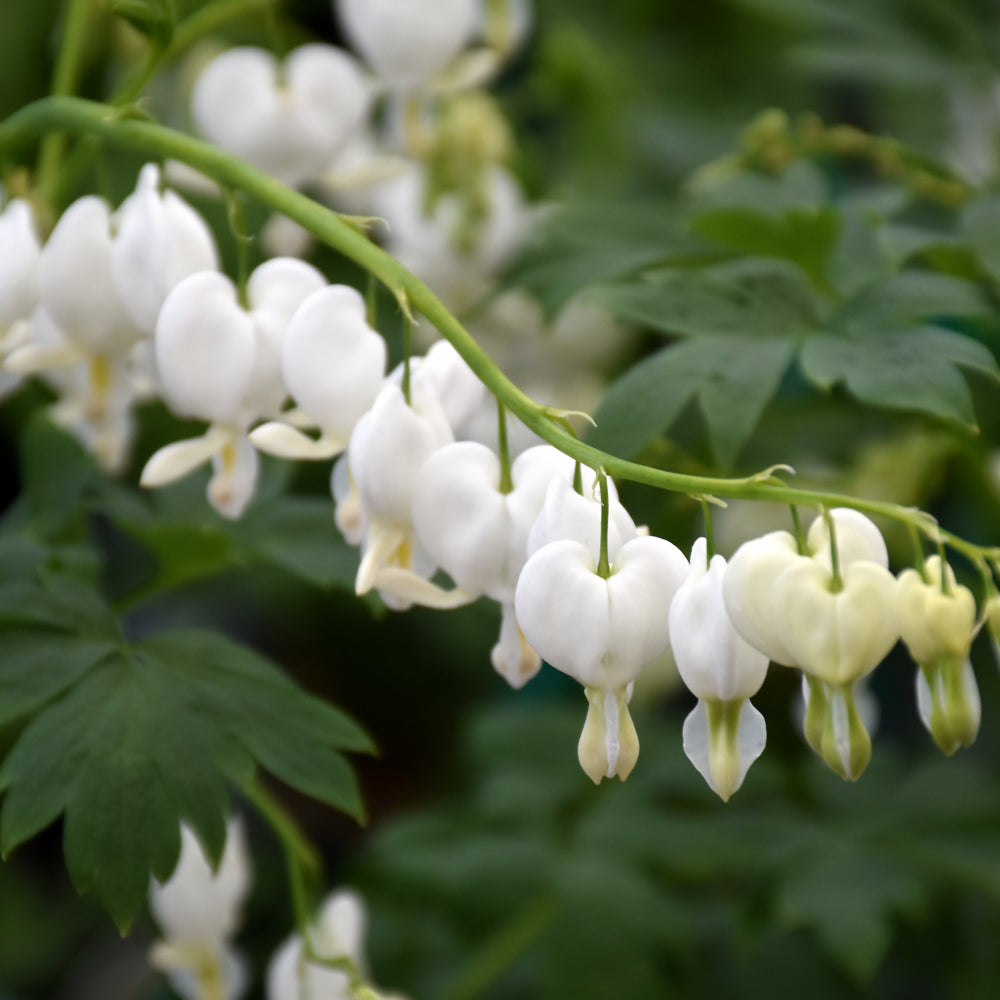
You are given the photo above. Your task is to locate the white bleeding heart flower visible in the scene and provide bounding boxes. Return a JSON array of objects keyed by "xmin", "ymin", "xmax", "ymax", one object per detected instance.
[
  {"xmin": 515, "ymin": 534, "xmax": 688, "ymax": 781},
  {"xmin": 0, "ymin": 197, "xmax": 41, "ymax": 399},
  {"xmin": 5, "ymin": 195, "xmax": 149, "ymax": 470},
  {"xmin": 336, "ymin": 0, "xmax": 480, "ymax": 89},
  {"xmin": 348, "ymin": 381, "xmax": 454, "ymax": 609},
  {"xmin": 670, "ymin": 538, "xmax": 769, "ymax": 801},
  {"xmin": 806, "ymin": 506, "xmax": 889, "ymax": 572},
  {"xmin": 192, "ymin": 45, "xmax": 372, "ymax": 187},
  {"xmin": 407, "ymin": 442, "xmax": 578, "ymax": 687},
  {"xmin": 148, "ymin": 817, "xmax": 251, "ymax": 1000},
  {"xmin": 391, "ymin": 339, "xmax": 488, "ymax": 436},
  {"xmin": 142, "ymin": 260, "xmax": 324, "ymax": 518},
  {"xmin": 251, "ymin": 285, "xmax": 386, "ymax": 460},
  {"xmin": 111, "ymin": 163, "xmax": 219, "ymax": 334},
  {"xmin": 722, "ymin": 529, "xmax": 802, "ymax": 666},
  {"xmin": 899, "ymin": 555, "xmax": 980, "ymax": 754},
  {"xmin": 370, "ymin": 165, "xmax": 531, "ymax": 311},
  {"xmin": 266, "ymin": 890, "xmax": 365, "ymax": 1000},
  {"xmin": 526, "ymin": 475, "xmax": 637, "ymax": 565}
]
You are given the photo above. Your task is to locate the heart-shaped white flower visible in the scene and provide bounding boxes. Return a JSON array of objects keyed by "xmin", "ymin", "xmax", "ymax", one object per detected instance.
[{"xmin": 192, "ymin": 45, "xmax": 372, "ymax": 187}]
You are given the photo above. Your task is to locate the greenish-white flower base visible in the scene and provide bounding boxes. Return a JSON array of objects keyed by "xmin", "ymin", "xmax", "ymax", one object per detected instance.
[
  {"xmin": 682, "ymin": 698, "xmax": 766, "ymax": 802},
  {"xmin": 803, "ymin": 676, "xmax": 872, "ymax": 781},
  {"xmin": 915, "ymin": 658, "xmax": 981, "ymax": 755},
  {"xmin": 578, "ymin": 686, "xmax": 638, "ymax": 784}
]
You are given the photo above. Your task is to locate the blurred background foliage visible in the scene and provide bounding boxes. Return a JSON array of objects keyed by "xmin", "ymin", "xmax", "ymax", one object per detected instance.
[{"xmin": 5, "ymin": 0, "xmax": 1000, "ymax": 998}]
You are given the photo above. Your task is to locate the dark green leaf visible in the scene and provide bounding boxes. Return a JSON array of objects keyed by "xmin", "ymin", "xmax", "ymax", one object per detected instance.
[
  {"xmin": 836, "ymin": 272, "xmax": 993, "ymax": 331},
  {"xmin": 590, "ymin": 334, "xmax": 792, "ymax": 466},
  {"xmin": 961, "ymin": 194, "xmax": 1000, "ymax": 283},
  {"xmin": 19, "ymin": 415, "xmax": 98, "ymax": 538},
  {"xmin": 689, "ymin": 204, "xmax": 840, "ymax": 288},
  {"xmin": 694, "ymin": 160, "xmax": 829, "ymax": 214},
  {"xmin": 800, "ymin": 325, "xmax": 997, "ymax": 427},
  {"xmin": 0, "ymin": 630, "xmax": 115, "ymax": 728},
  {"xmin": 0, "ymin": 628, "xmax": 371, "ymax": 929},
  {"xmin": 505, "ymin": 204, "xmax": 714, "ymax": 316},
  {"xmin": 107, "ymin": 0, "xmax": 173, "ymax": 47},
  {"xmin": 598, "ymin": 257, "xmax": 825, "ymax": 340}
]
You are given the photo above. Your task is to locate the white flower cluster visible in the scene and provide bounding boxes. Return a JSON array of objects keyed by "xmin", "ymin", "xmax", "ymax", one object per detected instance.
[{"xmin": 149, "ymin": 818, "xmax": 405, "ymax": 1000}]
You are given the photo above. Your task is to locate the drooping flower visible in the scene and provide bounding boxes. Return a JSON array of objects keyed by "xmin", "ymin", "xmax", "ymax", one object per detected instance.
[
  {"xmin": 670, "ymin": 538, "xmax": 769, "ymax": 801},
  {"xmin": 148, "ymin": 818, "xmax": 252, "ymax": 1000},
  {"xmin": 515, "ymin": 534, "xmax": 688, "ymax": 781},
  {"xmin": 192, "ymin": 45, "xmax": 372, "ymax": 188},
  {"xmin": 141, "ymin": 259, "xmax": 325, "ymax": 518},
  {"xmin": 898, "ymin": 555, "xmax": 980, "ymax": 754}
]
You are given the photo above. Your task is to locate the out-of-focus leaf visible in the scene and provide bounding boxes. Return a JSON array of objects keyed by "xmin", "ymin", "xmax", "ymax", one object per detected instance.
[
  {"xmin": 693, "ymin": 160, "xmax": 830, "ymax": 214},
  {"xmin": 800, "ymin": 325, "xmax": 997, "ymax": 427},
  {"xmin": 107, "ymin": 0, "xmax": 173, "ymax": 47},
  {"xmin": 590, "ymin": 334, "xmax": 794, "ymax": 466},
  {"xmin": 689, "ymin": 204, "xmax": 840, "ymax": 288},
  {"xmin": 961, "ymin": 195, "xmax": 1000, "ymax": 283},
  {"xmin": 0, "ymin": 628, "xmax": 371, "ymax": 930},
  {"xmin": 597, "ymin": 257, "xmax": 825, "ymax": 340},
  {"xmin": 505, "ymin": 205, "xmax": 714, "ymax": 316}
]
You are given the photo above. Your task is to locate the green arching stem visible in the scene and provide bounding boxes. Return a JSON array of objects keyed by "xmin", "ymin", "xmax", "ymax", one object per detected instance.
[
  {"xmin": 821, "ymin": 507, "xmax": 843, "ymax": 592},
  {"xmin": 224, "ymin": 188, "xmax": 251, "ymax": 307},
  {"xmin": 243, "ymin": 780, "xmax": 320, "ymax": 936},
  {"xmin": 597, "ymin": 467, "xmax": 611, "ymax": 578},
  {"xmin": 789, "ymin": 505, "xmax": 806, "ymax": 555},
  {"xmin": 439, "ymin": 896, "xmax": 558, "ymax": 1000},
  {"xmin": 909, "ymin": 524, "xmax": 929, "ymax": 582},
  {"xmin": 701, "ymin": 497, "xmax": 716, "ymax": 560},
  {"xmin": 401, "ymin": 311, "xmax": 412, "ymax": 405},
  {"xmin": 937, "ymin": 539, "xmax": 951, "ymax": 595},
  {"xmin": 3, "ymin": 97, "xmax": 1000, "ymax": 571},
  {"xmin": 35, "ymin": 0, "xmax": 95, "ymax": 198},
  {"xmin": 497, "ymin": 399, "xmax": 514, "ymax": 493}
]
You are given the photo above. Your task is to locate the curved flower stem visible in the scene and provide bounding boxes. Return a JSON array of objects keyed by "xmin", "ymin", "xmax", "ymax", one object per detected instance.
[
  {"xmin": 35, "ymin": 0, "xmax": 95, "ymax": 197},
  {"xmin": 2, "ymin": 96, "xmax": 998, "ymax": 570}
]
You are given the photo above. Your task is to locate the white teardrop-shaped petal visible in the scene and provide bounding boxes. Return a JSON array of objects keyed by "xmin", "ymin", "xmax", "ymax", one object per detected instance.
[
  {"xmin": 526, "ymin": 475, "xmax": 637, "ymax": 565},
  {"xmin": 515, "ymin": 535, "xmax": 687, "ymax": 691},
  {"xmin": 722, "ymin": 530, "xmax": 802, "ymax": 666},
  {"xmin": 490, "ymin": 600, "xmax": 542, "ymax": 688},
  {"xmin": 411, "ymin": 441, "xmax": 509, "ymax": 595},
  {"xmin": 350, "ymin": 383, "xmax": 449, "ymax": 526},
  {"xmin": 0, "ymin": 199, "xmax": 41, "ymax": 330},
  {"xmin": 39, "ymin": 196, "xmax": 144, "ymax": 355},
  {"xmin": 774, "ymin": 559, "xmax": 900, "ymax": 686},
  {"xmin": 682, "ymin": 699, "xmax": 766, "ymax": 800},
  {"xmin": 112, "ymin": 163, "xmax": 219, "ymax": 333},
  {"xmin": 149, "ymin": 818, "xmax": 251, "ymax": 944},
  {"xmin": 807, "ymin": 507, "xmax": 889, "ymax": 572},
  {"xmin": 192, "ymin": 45, "xmax": 371, "ymax": 187},
  {"xmin": 155, "ymin": 272, "xmax": 256, "ymax": 424},
  {"xmin": 281, "ymin": 284, "xmax": 386, "ymax": 436},
  {"xmin": 337, "ymin": 0, "xmax": 480, "ymax": 87},
  {"xmin": 898, "ymin": 556, "xmax": 976, "ymax": 664},
  {"xmin": 243, "ymin": 258, "xmax": 328, "ymax": 418},
  {"xmin": 670, "ymin": 539, "xmax": 769, "ymax": 702}
]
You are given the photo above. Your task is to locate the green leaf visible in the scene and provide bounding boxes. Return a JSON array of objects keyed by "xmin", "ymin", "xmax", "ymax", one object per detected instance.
[
  {"xmin": 597, "ymin": 257, "xmax": 825, "ymax": 340},
  {"xmin": 0, "ymin": 630, "xmax": 115, "ymax": 728},
  {"xmin": 694, "ymin": 160, "xmax": 830, "ymax": 214},
  {"xmin": 800, "ymin": 325, "xmax": 998, "ymax": 427},
  {"xmin": 961, "ymin": 194, "xmax": 1000, "ymax": 283},
  {"xmin": 775, "ymin": 846, "xmax": 923, "ymax": 982},
  {"xmin": 505, "ymin": 204, "xmax": 714, "ymax": 316},
  {"xmin": 836, "ymin": 272, "xmax": 993, "ymax": 331},
  {"xmin": 688, "ymin": 205, "xmax": 840, "ymax": 289},
  {"xmin": 590, "ymin": 334, "xmax": 793, "ymax": 466},
  {"xmin": 107, "ymin": 0, "xmax": 174, "ymax": 47},
  {"xmin": 0, "ymin": 629, "xmax": 371, "ymax": 929},
  {"xmin": 18, "ymin": 415, "xmax": 98, "ymax": 538}
]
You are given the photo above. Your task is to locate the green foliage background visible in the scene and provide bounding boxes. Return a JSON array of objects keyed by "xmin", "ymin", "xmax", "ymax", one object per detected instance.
[{"xmin": 4, "ymin": 1, "xmax": 1000, "ymax": 998}]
